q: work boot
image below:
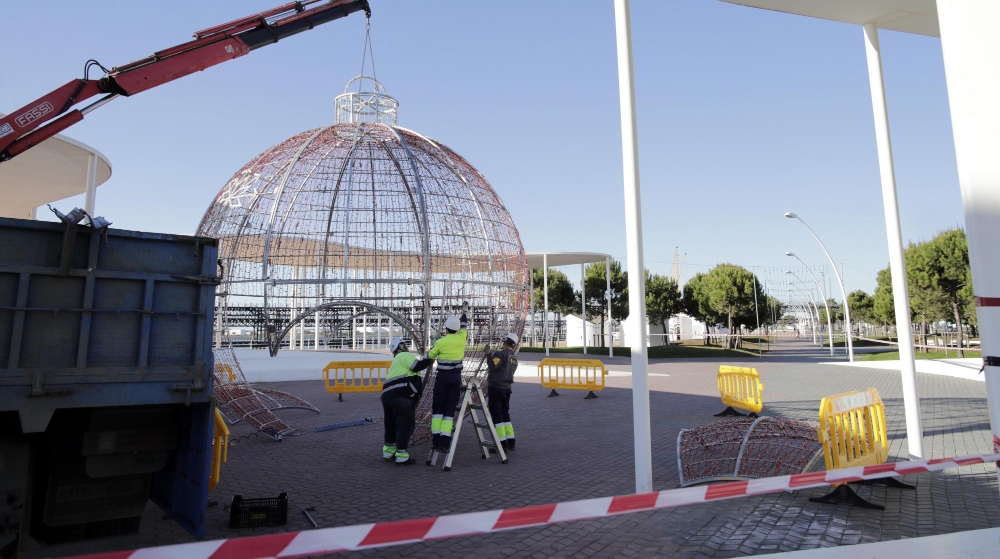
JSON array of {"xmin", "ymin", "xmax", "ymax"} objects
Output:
[
  {"xmin": 500, "ymin": 440, "xmax": 509, "ymax": 452},
  {"xmin": 395, "ymin": 457, "xmax": 416, "ymax": 465},
  {"xmin": 507, "ymin": 439, "xmax": 516, "ymax": 451}
]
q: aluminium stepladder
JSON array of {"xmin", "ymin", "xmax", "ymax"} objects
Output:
[{"xmin": 426, "ymin": 378, "xmax": 508, "ymax": 471}]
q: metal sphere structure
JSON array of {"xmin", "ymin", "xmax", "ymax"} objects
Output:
[{"xmin": 198, "ymin": 77, "xmax": 529, "ymax": 441}]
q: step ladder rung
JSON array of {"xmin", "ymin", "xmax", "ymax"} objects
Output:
[{"xmin": 428, "ymin": 377, "xmax": 508, "ymax": 470}]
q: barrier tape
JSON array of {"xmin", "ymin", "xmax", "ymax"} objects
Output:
[{"xmin": 72, "ymin": 452, "xmax": 1000, "ymax": 559}]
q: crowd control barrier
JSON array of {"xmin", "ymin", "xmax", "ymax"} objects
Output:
[
  {"xmin": 715, "ymin": 365, "xmax": 764, "ymax": 417},
  {"xmin": 810, "ymin": 387, "xmax": 913, "ymax": 509},
  {"xmin": 538, "ymin": 358, "xmax": 608, "ymax": 399},
  {"xmin": 69, "ymin": 451, "xmax": 1000, "ymax": 558},
  {"xmin": 323, "ymin": 361, "xmax": 391, "ymax": 401},
  {"xmin": 210, "ymin": 408, "xmax": 229, "ymax": 492}
]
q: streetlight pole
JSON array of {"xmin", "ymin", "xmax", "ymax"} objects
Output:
[
  {"xmin": 786, "ymin": 253, "xmax": 834, "ymax": 357},
  {"xmin": 785, "ymin": 213, "xmax": 854, "ymax": 362}
]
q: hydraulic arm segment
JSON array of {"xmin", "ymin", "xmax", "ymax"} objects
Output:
[{"xmin": 0, "ymin": 0, "xmax": 370, "ymax": 163}]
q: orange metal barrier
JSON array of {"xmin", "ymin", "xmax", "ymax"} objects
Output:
[
  {"xmin": 715, "ymin": 365, "xmax": 764, "ymax": 416},
  {"xmin": 210, "ymin": 408, "xmax": 229, "ymax": 492},
  {"xmin": 322, "ymin": 360, "xmax": 392, "ymax": 401},
  {"xmin": 809, "ymin": 387, "xmax": 910, "ymax": 509},
  {"xmin": 538, "ymin": 358, "xmax": 608, "ymax": 399}
]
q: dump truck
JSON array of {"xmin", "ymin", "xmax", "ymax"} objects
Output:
[{"xmin": 0, "ymin": 217, "xmax": 218, "ymax": 557}]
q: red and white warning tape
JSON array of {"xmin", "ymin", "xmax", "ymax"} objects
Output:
[{"xmin": 73, "ymin": 452, "xmax": 1000, "ymax": 559}]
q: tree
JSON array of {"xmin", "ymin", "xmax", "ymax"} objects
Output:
[
  {"xmin": 701, "ymin": 264, "xmax": 766, "ymax": 348},
  {"xmin": 872, "ymin": 266, "xmax": 895, "ymax": 328},
  {"xmin": 847, "ymin": 290, "xmax": 874, "ymax": 335},
  {"xmin": 531, "ymin": 268, "xmax": 576, "ymax": 315},
  {"xmin": 906, "ymin": 239, "xmax": 950, "ymax": 352},
  {"xmin": 579, "ymin": 260, "xmax": 629, "ymax": 346},
  {"xmin": 921, "ymin": 228, "xmax": 974, "ymax": 356},
  {"xmin": 645, "ymin": 272, "xmax": 682, "ymax": 337},
  {"xmin": 682, "ymin": 272, "xmax": 723, "ymax": 335},
  {"xmin": 818, "ymin": 298, "xmax": 844, "ymax": 325}
]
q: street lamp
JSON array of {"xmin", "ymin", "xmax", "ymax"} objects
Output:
[
  {"xmin": 784, "ymin": 213, "xmax": 855, "ymax": 362},
  {"xmin": 786, "ymin": 254, "xmax": 835, "ymax": 357}
]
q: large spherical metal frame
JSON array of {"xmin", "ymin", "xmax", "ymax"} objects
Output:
[{"xmin": 198, "ymin": 77, "xmax": 529, "ymax": 442}]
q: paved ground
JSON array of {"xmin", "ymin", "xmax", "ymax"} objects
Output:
[{"xmin": 76, "ymin": 340, "xmax": 1000, "ymax": 558}]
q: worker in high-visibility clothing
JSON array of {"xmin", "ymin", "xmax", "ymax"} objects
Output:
[
  {"xmin": 381, "ymin": 337, "xmax": 432, "ymax": 465},
  {"xmin": 428, "ymin": 310, "xmax": 468, "ymax": 451},
  {"xmin": 486, "ymin": 333, "xmax": 519, "ymax": 452}
]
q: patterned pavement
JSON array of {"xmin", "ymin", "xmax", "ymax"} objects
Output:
[{"xmin": 68, "ymin": 340, "xmax": 1000, "ymax": 558}]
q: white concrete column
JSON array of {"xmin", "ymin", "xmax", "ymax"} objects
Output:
[
  {"xmin": 529, "ymin": 267, "xmax": 535, "ymax": 347},
  {"xmin": 864, "ymin": 23, "xmax": 923, "ymax": 458},
  {"xmin": 544, "ymin": 253, "xmax": 549, "ymax": 357},
  {"xmin": 606, "ymin": 256, "xmax": 613, "ymax": 357},
  {"xmin": 582, "ymin": 263, "xmax": 588, "ymax": 354},
  {"xmin": 614, "ymin": 0, "xmax": 653, "ymax": 494},
  {"xmin": 289, "ymin": 276, "xmax": 296, "ymax": 351},
  {"xmin": 84, "ymin": 154, "xmax": 98, "ymax": 216},
  {"xmin": 937, "ymin": 0, "xmax": 1000, "ymax": 471}
]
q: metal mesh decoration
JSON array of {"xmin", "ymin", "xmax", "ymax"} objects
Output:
[
  {"xmin": 677, "ymin": 417, "xmax": 824, "ymax": 487},
  {"xmin": 198, "ymin": 77, "xmax": 530, "ymax": 443},
  {"xmin": 213, "ymin": 348, "xmax": 296, "ymax": 440}
]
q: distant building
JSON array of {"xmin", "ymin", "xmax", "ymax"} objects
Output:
[
  {"xmin": 564, "ymin": 314, "xmax": 602, "ymax": 347},
  {"xmin": 622, "ymin": 313, "xmax": 707, "ymax": 347}
]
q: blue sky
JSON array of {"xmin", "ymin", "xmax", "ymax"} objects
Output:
[{"xmin": 2, "ymin": 1, "xmax": 962, "ymax": 296}]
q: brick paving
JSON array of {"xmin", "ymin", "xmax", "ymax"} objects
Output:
[{"xmin": 76, "ymin": 340, "xmax": 1000, "ymax": 558}]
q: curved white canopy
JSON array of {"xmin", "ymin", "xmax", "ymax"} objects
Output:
[
  {"xmin": 526, "ymin": 251, "xmax": 612, "ymax": 269},
  {"xmin": 719, "ymin": 0, "xmax": 939, "ymax": 37},
  {"xmin": 0, "ymin": 114, "xmax": 112, "ymax": 219}
]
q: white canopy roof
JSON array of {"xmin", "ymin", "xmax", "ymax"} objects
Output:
[
  {"xmin": 525, "ymin": 252, "xmax": 612, "ymax": 269},
  {"xmin": 0, "ymin": 113, "xmax": 112, "ymax": 219},
  {"xmin": 719, "ymin": 0, "xmax": 939, "ymax": 37}
]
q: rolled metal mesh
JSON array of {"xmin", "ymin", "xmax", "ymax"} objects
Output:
[{"xmin": 677, "ymin": 417, "xmax": 823, "ymax": 487}]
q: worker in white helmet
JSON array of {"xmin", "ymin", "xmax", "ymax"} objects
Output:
[
  {"xmin": 381, "ymin": 337, "xmax": 432, "ymax": 465},
  {"xmin": 486, "ymin": 332, "xmax": 519, "ymax": 452},
  {"xmin": 427, "ymin": 309, "xmax": 469, "ymax": 451}
]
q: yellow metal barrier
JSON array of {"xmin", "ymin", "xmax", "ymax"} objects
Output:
[
  {"xmin": 817, "ymin": 387, "xmax": 888, "ymax": 471},
  {"xmin": 538, "ymin": 358, "xmax": 608, "ymax": 399},
  {"xmin": 322, "ymin": 360, "xmax": 392, "ymax": 401},
  {"xmin": 810, "ymin": 387, "xmax": 910, "ymax": 508},
  {"xmin": 210, "ymin": 408, "xmax": 229, "ymax": 492},
  {"xmin": 214, "ymin": 363, "xmax": 235, "ymax": 384},
  {"xmin": 715, "ymin": 365, "xmax": 764, "ymax": 416}
]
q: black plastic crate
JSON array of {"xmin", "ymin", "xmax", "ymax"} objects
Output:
[{"xmin": 229, "ymin": 493, "xmax": 288, "ymax": 529}]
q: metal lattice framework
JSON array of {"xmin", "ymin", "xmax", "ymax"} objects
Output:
[
  {"xmin": 677, "ymin": 417, "xmax": 824, "ymax": 487},
  {"xmin": 198, "ymin": 77, "xmax": 530, "ymax": 442}
]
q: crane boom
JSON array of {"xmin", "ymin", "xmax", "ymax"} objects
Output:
[{"xmin": 0, "ymin": 0, "xmax": 370, "ymax": 163}]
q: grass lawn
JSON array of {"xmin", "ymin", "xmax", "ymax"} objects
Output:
[
  {"xmin": 860, "ymin": 350, "xmax": 982, "ymax": 361},
  {"xmin": 519, "ymin": 344, "xmax": 764, "ymax": 359},
  {"xmin": 822, "ymin": 337, "xmax": 896, "ymax": 348}
]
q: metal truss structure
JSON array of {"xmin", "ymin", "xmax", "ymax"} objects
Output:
[{"xmin": 198, "ymin": 77, "xmax": 530, "ymax": 442}]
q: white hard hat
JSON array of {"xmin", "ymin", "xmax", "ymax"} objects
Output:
[
  {"xmin": 445, "ymin": 315, "xmax": 461, "ymax": 331},
  {"xmin": 389, "ymin": 337, "xmax": 406, "ymax": 353},
  {"xmin": 505, "ymin": 333, "xmax": 519, "ymax": 344}
]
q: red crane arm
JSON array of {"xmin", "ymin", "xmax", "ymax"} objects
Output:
[{"xmin": 0, "ymin": 0, "xmax": 370, "ymax": 163}]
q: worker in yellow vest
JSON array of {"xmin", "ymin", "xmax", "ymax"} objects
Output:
[
  {"xmin": 427, "ymin": 311, "xmax": 468, "ymax": 451},
  {"xmin": 381, "ymin": 337, "xmax": 432, "ymax": 465}
]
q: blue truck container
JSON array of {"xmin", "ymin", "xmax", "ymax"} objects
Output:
[{"xmin": 0, "ymin": 217, "xmax": 217, "ymax": 557}]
